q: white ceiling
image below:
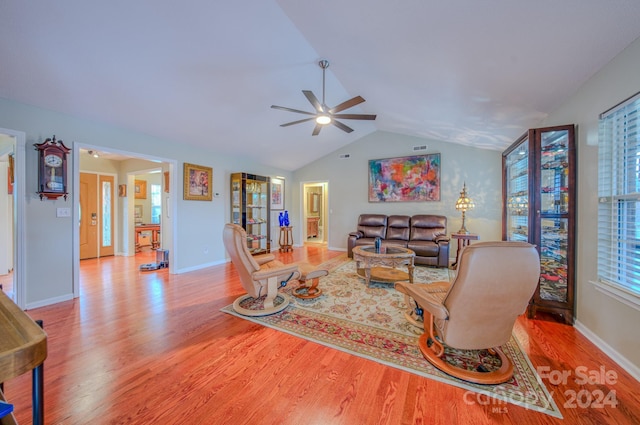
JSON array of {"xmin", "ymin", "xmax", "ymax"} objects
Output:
[{"xmin": 2, "ymin": 1, "xmax": 640, "ymax": 170}]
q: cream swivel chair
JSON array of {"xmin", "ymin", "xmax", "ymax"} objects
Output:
[
  {"xmin": 223, "ymin": 223, "xmax": 300, "ymax": 316},
  {"xmin": 395, "ymin": 241, "xmax": 540, "ymax": 384}
]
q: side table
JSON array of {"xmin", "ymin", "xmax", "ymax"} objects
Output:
[
  {"xmin": 451, "ymin": 233, "xmax": 479, "ymax": 269},
  {"xmin": 279, "ymin": 226, "xmax": 293, "ymax": 252}
]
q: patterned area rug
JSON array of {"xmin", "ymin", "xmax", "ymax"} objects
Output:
[{"xmin": 221, "ymin": 256, "xmax": 561, "ymax": 418}]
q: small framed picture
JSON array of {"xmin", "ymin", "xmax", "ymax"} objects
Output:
[
  {"xmin": 183, "ymin": 163, "xmax": 213, "ymax": 201},
  {"xmin": 271, "ymin": 177, "xmax": 284, "ymax": 210},
  {"xmin": 118, "ymin": 184, "xmax": 127, "ymax": 197},
  {"xmin": 134, "ymin": 180, "xmax": 147, "ymax": 199}
]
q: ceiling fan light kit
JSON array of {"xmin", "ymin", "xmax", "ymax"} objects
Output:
[{"xmin": 271, "ymin": 59, "xmax": 376, "ymax": 135}]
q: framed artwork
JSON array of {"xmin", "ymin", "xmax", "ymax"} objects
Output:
[
  {"xmin": 134, "ymin": 205, "xmax": 143, "ymax": 224},
  {"xmin": 183, "ymin": 163, "xmax": 212, "ymax": 201},
  {"xmin": 118, "ymin": 184, "xmax": 127, "ymax": 197},
  {"xmin": 271, "ymin": 177, "xmax": 284, "ymax": 210},
  {"xmin": 368, "ymin": 153, "xmax": 441, "ymax": 202},
  {"xmin": 7, "ymin": 154, "xmax": 14, "ymax": 194},
  {"xmin": 134, "ymin": 180, "xmax": 147, "ymax": 199},
  {"xmin": 164, "ymin": 171, "xmax": 170, "ymax": 193}
]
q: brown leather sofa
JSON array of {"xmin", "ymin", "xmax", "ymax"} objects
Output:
[{"xmin": 347, "ymin": 214, "xmax": 450, "ymax": 267}]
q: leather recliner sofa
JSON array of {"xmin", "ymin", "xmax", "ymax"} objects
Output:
[{"xmin": 347, "ymin": 214, "xmax": 450, "ymax": 267}]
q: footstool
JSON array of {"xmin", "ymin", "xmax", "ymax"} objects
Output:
[{"xmin": 293, "ymin": 262, "xmax": 328, "ymax": 299}]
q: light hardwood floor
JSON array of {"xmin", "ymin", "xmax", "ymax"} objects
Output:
[{"xmin": 3, "ymin": 246, "xmax": 639, "ymax": 424}]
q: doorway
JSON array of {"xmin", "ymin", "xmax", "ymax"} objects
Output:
[
  {"xmin": 73, "ymin": 145, "xmax": 178, "ymax": 300},
  {"xmin": 0, "ymin": 136, "xmax": 16, "ymax": 299},
  {"xmin": 302, "ymin": 182, "xmax": 328, "ymax": 244},
  {"xmin": 0, "ymin": 128, "xmax": 25, "ymax": 308}
]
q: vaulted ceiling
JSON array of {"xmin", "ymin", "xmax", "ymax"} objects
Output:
[{"xmin": 2, "ymin": 1, "xmax": 640, "ymax": 170}]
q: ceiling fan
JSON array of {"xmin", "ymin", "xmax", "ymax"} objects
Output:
[{"xmin": 271, "ymin": 59, "xmax": 377, "ymax": 136}]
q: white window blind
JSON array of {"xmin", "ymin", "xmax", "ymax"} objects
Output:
[{"xmin": 598, "ymin": 91, "xmax": 640, "ymax": 295}]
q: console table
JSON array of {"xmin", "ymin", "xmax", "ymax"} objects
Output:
[
  {"xmin": 451, "ymin": 233, "xmax": 479, "ymax": 269},
  {"xmin": 135, "ymin": 224, "xmax": 160, "ymax": 252},
  {"xmin": 0, "ymin": 291, "xmax": 47, "ymax": 425}
]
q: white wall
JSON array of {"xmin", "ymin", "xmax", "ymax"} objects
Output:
[
  {"xmin": 0, "ymin": 98, "xmax": 292, "ymax": 307},
  {"xmin": 541, "ymin": 36, "xmax": 640, "ymax": 371},
  {"xmin": 292, "ymin": 130, "xmax": 503, "ymax": 255}
]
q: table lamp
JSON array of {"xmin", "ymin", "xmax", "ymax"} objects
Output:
[{"xmin": 455, "ymin": 182, "xmax": 475, "ymax": 234}]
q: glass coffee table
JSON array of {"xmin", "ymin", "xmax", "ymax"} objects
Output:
[{"xmin": 352, "ymin": 245, "xmax": 415, "ymax": 287}]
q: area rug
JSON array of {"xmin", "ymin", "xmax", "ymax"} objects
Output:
[{"xmin": 221, "ymin": 256, "xmax": 562, "ymax": 418}]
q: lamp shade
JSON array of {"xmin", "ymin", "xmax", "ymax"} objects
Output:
[
  {"xmin": 455, "ymin": 182, "xmax": 474, "ymax": 234},
  {"xmin": 455, "ymin": 183, "xmax": 475, "ymax": 212}
]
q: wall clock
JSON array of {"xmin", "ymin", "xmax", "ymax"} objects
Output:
[{"xmin": 35, "ymin": 135, "xmax": 71, "ymax": 200}]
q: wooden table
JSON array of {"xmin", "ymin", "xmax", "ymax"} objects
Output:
[
  {"xmin": 352, "ymin": 246, "xmax": 415, "ymax": 287},
  {"xmin": 0, "ymin": 291, "xmax": 47, "ymax": 425},
  {"xmin": 451, "ymin": 232, "xmax": 479, "ymax": 269},
  {"xmin": 135, "ymin": 224, "xmax": 160, "ymax": 252},
  {"xmin": 279, "ymin": 226, "xmax": 293, "ymax": 253}
]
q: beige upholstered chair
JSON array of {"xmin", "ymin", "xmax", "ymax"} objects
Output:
[
  {"xmin": 395, "ymin": 241, "xmax": 540, "ymax": 384},
  {"xmin": 223, "ymin": 223, "xmax": 300, "ymax": 316}
]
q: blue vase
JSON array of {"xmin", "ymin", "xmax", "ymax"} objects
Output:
[
  {"xmin": 374, "ymin": 237, "xmax": 381, "ymax": 253},
  {"xmin": 278, "ymin": 212, "xmax": 284, "ymax": 227},
  {"xmin": 283, "ymin": 210, "xmax": 290, "ymax": 227}
]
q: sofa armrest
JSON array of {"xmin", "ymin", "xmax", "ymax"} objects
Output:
[
  {"xmin": 349, "ymin": 231, "xmax": 364, "ymax": 239},
  {"xmin": 435, "ymin": 235, "xmax": 449, "ymax": 245}
]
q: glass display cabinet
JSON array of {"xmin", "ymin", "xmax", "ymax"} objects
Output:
[
  {"xmin": 230, "ymin": 172, "xmax": 270, "ymax": 255},
  {"xmin": 502, "ymin": 125, "xmax": 575, "ymax": 325}
]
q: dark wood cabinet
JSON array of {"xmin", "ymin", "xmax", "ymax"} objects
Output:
[
  {"xmin": 230, "ymin": 173, "xmax": 270, "ymax": 255},
  {"xmin": 502, "ymin": 124, "xmax": 576, "ymax": 325}
]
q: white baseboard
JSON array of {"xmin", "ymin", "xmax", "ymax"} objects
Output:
[
  {"xmin": 328, "ymin": 246, "xmax": 347, "ymax": 252},
  {"xmin": 175, "ymin": 259, "xmax": 228, "ymax": 274},
  {"xmin": 574, "ymin": 320, "xmax": 640, "ymax": 383},
  {"xmin": 26, "ymin": 293, "xmax": 75, "ymax": 310}
]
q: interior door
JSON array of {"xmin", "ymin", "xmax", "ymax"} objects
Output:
[{"xmin": 79, "ymin": 172, "xmax": 98, "ymax": 259}]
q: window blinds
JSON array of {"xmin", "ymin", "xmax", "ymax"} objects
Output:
[{"xmin": 598, "ymin": 92, "xmax": 640, "ymax": 293}]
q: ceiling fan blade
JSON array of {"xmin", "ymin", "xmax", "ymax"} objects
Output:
[
  {"xmin": 312, "ymin": 123, "xmax": 323, "ymax": 136},
  {"xmin": 332, "ymin": 113, "xmax": 377, "ymax": 120},
  {"xmin": 330, "ymin": 96, "xmax": 365, "ymax": 114},
  {"xmin": 271, "ymin": 105, "xmax": 316, "ymax": 116},
  {"xmin": 302, "ymin": 90, "xmax": 323, "ymax": 112},
  {"xmin": 280, "ymin": 117, "xmax": 316, "ymax": 127},
  {"xmin": 332, "ymin": 119, "xmax": 354, "ymax": 133}
]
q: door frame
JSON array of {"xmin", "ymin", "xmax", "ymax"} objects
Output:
[
  {"xmin": 300, "ymin": 180, "xmax": 329, "ymax": 246},
  {"xmin": 0, "ymin": 128, "xmax": 25, "ymax": 308},
  {"xmin": 72, "ymin": 143, "xmax": 179, "ymax": 299}
]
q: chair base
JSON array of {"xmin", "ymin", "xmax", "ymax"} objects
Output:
[
  {"xmin": 293, "ymin": 285, "xmax": 322, "ymax": 299},
  {"xmin": 417, "ymin": 333, "xmax": 514, "ymax": 385},
  {"xmin": 292, "ymin": 263, "xmax": 327, "ymax": 299},
  {"xmin": 232, "ymin": 293, "xmax": 290, "ymax": 317}
]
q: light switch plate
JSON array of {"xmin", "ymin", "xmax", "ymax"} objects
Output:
[{"xmin": 56, "ymin": 207, "xmax": 71, "ymax": 217}]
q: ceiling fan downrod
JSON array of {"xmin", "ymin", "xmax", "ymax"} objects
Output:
[{"xmin": 318, "ymin": 59, "xmax": 329, "ymax": 109}]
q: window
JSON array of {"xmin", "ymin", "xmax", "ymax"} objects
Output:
[
  {"xmin": 598, "ymin": 92, "xmax": 640, "ymax": 299},
  {"xmin": 151, "ymin": 184, "xmax": 162, "ymax": 224}
]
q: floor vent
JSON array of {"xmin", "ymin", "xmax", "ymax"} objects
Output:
[{"xmin": 413, "ymin": 145, "xmax": 428, "ymax": 151}]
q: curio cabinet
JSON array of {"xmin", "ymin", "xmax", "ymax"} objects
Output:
[
  {"xmin": 230, "ymin": 172, "xmax": 271, "ymax": 255},
  {"xmin": 503, "ymin": 125, "xmax": 576, "ymax": 325}
]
